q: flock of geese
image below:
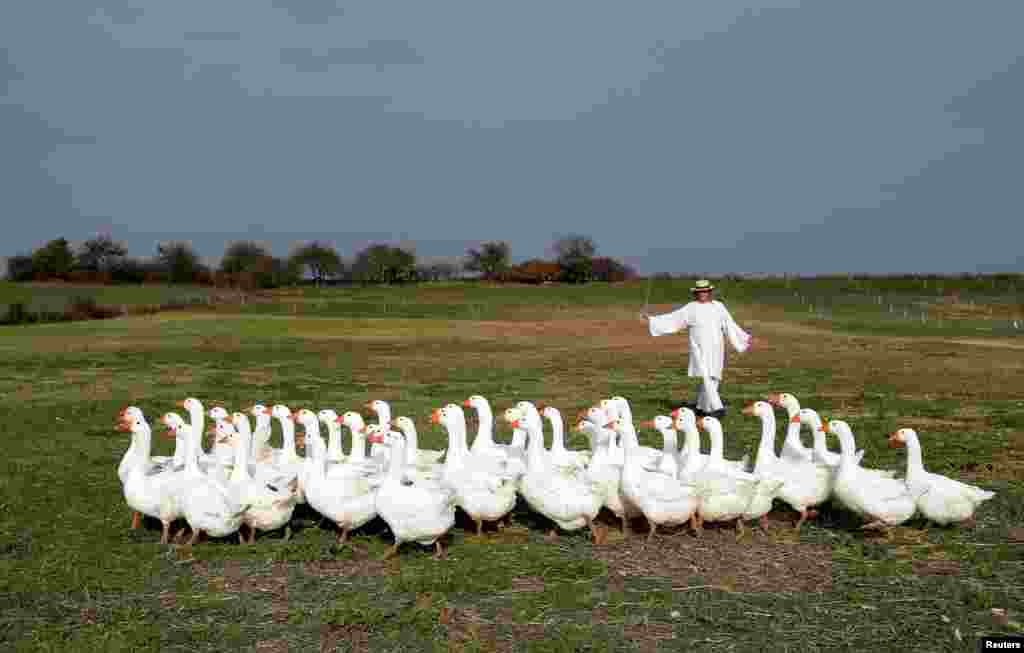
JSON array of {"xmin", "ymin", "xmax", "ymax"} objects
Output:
[{"xmin": 116, "ymin": 393, "xmax": 996, "ymax": 559}]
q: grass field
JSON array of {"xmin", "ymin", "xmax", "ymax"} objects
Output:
[{"xmin": 2, "ymin": 281, "xmax": 1023, "ymax": 652}]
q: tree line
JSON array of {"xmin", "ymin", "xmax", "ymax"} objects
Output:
[{"xmin": 6, "ymin": 233, "xmax": 637, "ymax": 289}]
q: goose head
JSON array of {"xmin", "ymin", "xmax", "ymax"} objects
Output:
[
  {"xmin": 364, "ymin": 399, "xmax": 391, "ymax": 421},
  {"xmin": 463, "ymin": 395, "xmax": 490, "ymax": 413},
  {"xmin": 339, "ymin": 411, "xmax": 366, "ymax": 432},
  {"xmin": 292, "ymin": 408, "xmax": 318, "ymax": 427},
  {"xmin": 178, "ymin": 397, "xmax": 203, "ymax": 415},
  {"xmin": 391, "ymin": 415, "xmax": 416, "ymax": 434},
  {"xmin": 515, "ymin": 401, "xmax": 540, "ymax": 422},
  {"xmin": 502, "ymin": 407, "xmax": 523, "ymax": 425},
  {"xmin": 766, "ymin": 392, "xmax": 799, "ymax": 412},
  {"xmin": 888, "ymin": 427, "xmax": 917, "ymax": 448},
  {"xmin": 539, "ymin": 405, "xmax": 562, "ymax": 422},
  {"xmin": 696, "ymin": 415, "xmax": 722, "ymax": 433},
  {"xmin": 317, "ymin": 409, "xmax": 339, "ymax": 426},
  {"xmin": 798, "ymin": 408, "xmax": 819, "ymax": 427},
  {"xmin": 207, "ymin": 406, "xmax": 229, "ymax": 422},
  {"xmin": 670, "ymin": 406, "xmax": 696, "ymax": 430},
  {"xmin": 639, "ymin": 415, "xmax": 673, "ymax": 431},
  {"xmin": 160, "ymin": 412, "xmax": 188, "ymax": 441},
  {"xmin": 598, "ymin": 399, "xmax": 619, "ymax": 421},
  {"xmin": 367, "ymin": 427, "xmax": 403, "ymax": 448},
  {"xmin": 742, "ymin": 400, "xmax": 774, "ymax": 419},
  {"xmin": 610, "ymin": 396, "xmax": 633, "ymax": 422},
  {"xmin": 270, "ymin": 404, "xmax": 292, "ymax": 421},
  {"xmin": 430, "ymin": 405, "xmax": 460, "ymax": 430},
  {"xmin": 583, "ymin": 405, "xmax": 612, "ymax": 428},
  {"xmin": 118, "ymin": 406, "xmax": 144, "ymax": 426},
  {"xmin": 118, "ymin": 415, "xmax": 149, "ymax": 438}
]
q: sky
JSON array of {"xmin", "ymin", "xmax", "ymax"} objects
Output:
[{"xmin": 2, "ymin": 1, "xmax": 1022, "ymax": 276}]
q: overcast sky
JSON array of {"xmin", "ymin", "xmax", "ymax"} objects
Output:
[{"xmin": 2, "ymin": 1, "xmax": 1022, "ymax": 275}]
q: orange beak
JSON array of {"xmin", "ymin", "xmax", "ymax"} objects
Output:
[
  {"xmin": 177, "ymin": 400, "xmax": 187, "ymax": 408},
  {"xmin": 364, "ymin": 402, "xmax": 375, "ymax": 410},
  {"xmin": 510, "ymin": 419, "xmax": 521, "ymax": 429},
  {"xmin": 670, "ymin": 408, "xmax": 679, "ymax": 418},
  {"xmin": 462, "ymin": 399, "xmax": 471, "ymax": 407},
  {"xmin": 818, "ymin": 419, "xmax": 829, "ymax": 432},
  {"xmin": 430, "ymin": 409, "xmax": 440, "ymax": 425},
  {"xmin": 609, "ymin": 420, "xmax": 619, "ymax": 429},
  {"xmin": 887, "ymin": 431, "xmax": 902, "ymax": 448},
  {"xmin": 790, "ymin": 415, "xmax": 802, "ymax": 424},
  {"xmin": 638, "ymin": 420, "xmax": 655, "ymax": 429},
  {"xmin": 696, "ymin": 417, "xmax": 705, "ymax": 429},
  {"xmin": 742, "ymin": 404, "xmax": 756, "ymax": 416}
]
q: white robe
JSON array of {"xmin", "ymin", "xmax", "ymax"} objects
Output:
[{"xmin": 646, "ymin": 300, "xmax": 751, "ymax": 379}]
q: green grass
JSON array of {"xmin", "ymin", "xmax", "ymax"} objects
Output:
[
  {"xmin": 2, "ymin": 282, "xmax": 1023, "ymax": 651},
  {"xmin": 0, "ymin": 282, "xmax": 215, "ymax": 315}
]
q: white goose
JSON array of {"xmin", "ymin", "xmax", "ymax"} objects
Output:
[
  {"xmin": 390, "ymin": 416, "xmax": 445, "ymax": 481},
  {"xmin": 744, "ymin": 401, "xmax": 832, "ymax": 531},
  {"xmin": 269, "ymin": 405, "xmax": 304, "ymax": 467},
  {"xmin": 434, "ymin": 406, "xmax": 517, "ymax": 537},
  {"xmin": 691, "ymin": 416, "xmax": 777, "ymax": 536},
  {"xmin": 799, "ymin": 408, "xmax": 894, "ymax": 478},
  {"xmin": 540, "ymin": 405, "xmax": 591, "ymax": 469},
  {"xmin": 119, "ymin": 415, "xmax": 187, "ymax": 544},
  {"xmin": 766, "ymin": 392, "xmax": 814, "ymax": 464},
  {"xmin": 513, "ymin": 413, "xmax": 605, "ymax": 541},
  {"xmin": 163, "ymin": 412, "xmax": 226, "ymax": 482},
  {"xmin": 228, "ymin": 413, "xmax": 300, "ymax": 543},
  {"xmin": 338, "ymin": 411, "xmax": 389, "ymax": 473},
  {"xmin": 366, "ymin": 399, "xmax": 445, "ymax": 465},
  {"xmin": 465, "ymin": 395, "xmax": 527, "ymax": 466},
  {"xmin": 179, "ymin": 427, "xmax": 251, "ymax": 547},
  {"xmin": 247, "ymin": 404, "xmax": 274, "ymax": 464},
  {"xmin": 825, "ymin": 419, "xmax": 916, "ymax": 532},
  {"xmin": 299, "ymin": 410, "xmax": 382, "ymax": 545},
  {"xmin": 638, "ymin": 415, "xmax": 681, "ymax": 478},
  {"xmin": 616, "ymin": 417, "xmax": 699, "ymax": 543},
  {"xmin": 317, "ymin": 409, "xmax": 346, "ymax": 463},
  {"xmin": 367, "ymin": 428, "xmax": 457, "ymax": 560},
  {"xmin": 575, "ymin": 419, "xmax": 642, "ymax": 535},
  {"xmin": 590, "ymin": 404, "xmax": 660, "ymax": 468},
  {"xmin": 117, "ymin": 407, "xmax": 179, "ymax": 530},
  {"xmin": 671, "ymin": 407, "xmax": 749, "ymax": 475},
  {"xmin": 889, "ymin": 428, "xmax": 994, "ymax": 526},
  {"xmin": 207, "ymin": 406, "xmax": 236, "ymax": 469},
  {"xmin": 436, "ymin": 404, "xmax": 521, "ymax": 481},
  {"xmin": 117, "ymin": 407, "xmax": 179, "ymax": 482}
]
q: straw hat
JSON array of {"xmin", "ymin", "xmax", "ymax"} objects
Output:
[{"xmin": 690, "ymin": 279, "xmax": 714, "ymax": 293}]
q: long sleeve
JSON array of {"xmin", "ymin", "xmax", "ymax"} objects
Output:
[
  {"xmin": 717, "ymin": 302, "xmax": 751, "ymax": 353},
  {"xmin": 647, "ymin": 304, "xmax": 690, "ymax": 337}
]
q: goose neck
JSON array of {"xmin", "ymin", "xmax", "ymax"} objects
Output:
[
  {"xmin": 903, "ymin": 433, "xmax": 926, "ymax": 479},
  {"xmin": 326, "ymin": 422, "xmax": 344, "ymax": 460}
]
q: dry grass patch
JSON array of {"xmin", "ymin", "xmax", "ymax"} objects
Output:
[{"xmin": 593, "ymin": 526, "xmax": 833, "ymax": 594}]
